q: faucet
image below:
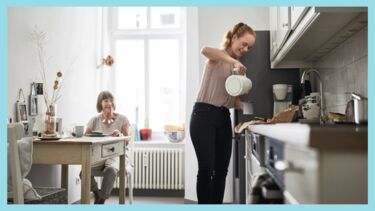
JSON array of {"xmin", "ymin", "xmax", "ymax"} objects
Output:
[{"xmin": 300, "ymin": 69, "xmax": 325, "ymax": 124}]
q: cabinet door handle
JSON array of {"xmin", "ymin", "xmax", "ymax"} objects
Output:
[
  {"xmin": 275, "ymin": 160, "xmax": 304, "ymax": 173},
  {"xmin": 282, "ymin": 23, "xmax": 289, "ymax": 27}
]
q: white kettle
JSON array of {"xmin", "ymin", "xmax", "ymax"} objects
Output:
[{"xmin": 225, "ymin": 75, "xmax": 252, "ymax": 96}]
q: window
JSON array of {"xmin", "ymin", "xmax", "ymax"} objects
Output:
[{"xmin": 109, "ymin": 7, "xmax": 185, "ymax": 132}]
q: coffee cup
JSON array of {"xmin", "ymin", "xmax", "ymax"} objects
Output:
[
  {"xmin": 73, "ymin": 125, "xmax": 84, "ymax": 137},
  {"xmin": 243, "ymin": 102, "xmax": 254, "ymax": 115}
]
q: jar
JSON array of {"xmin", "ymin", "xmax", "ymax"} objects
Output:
[{"xmin": 44, "ymin": 104, "xmax": 56, "ymax": 135}]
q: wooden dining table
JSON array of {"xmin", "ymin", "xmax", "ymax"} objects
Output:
[{"xmin": 32, "ymin": 136, "xmax": 130, "ymax": 204}]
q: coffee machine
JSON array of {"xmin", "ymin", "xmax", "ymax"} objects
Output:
[{"xmin": 273, "ymin": 84, "xmax": 293, "ymax": 115}]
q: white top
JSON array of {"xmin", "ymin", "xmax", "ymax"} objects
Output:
[
  {"xmin": 196, "ymin": 50, "xmax": 236, "ymax": 108},
  {"xmin": 87, "ymin": 113, "xmax": 129, "ymax": 135}
]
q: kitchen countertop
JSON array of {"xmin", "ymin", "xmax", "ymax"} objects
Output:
[{"xmin": 247, "ymin": 123, "xmax": 367, "ymax": 150}]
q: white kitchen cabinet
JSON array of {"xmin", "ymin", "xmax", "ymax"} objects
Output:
[
  {"xmin": 269, "ymin": 7, "xmax": 278, "ymax": 59},
  {"xmin": 269, "ymin": 7, "xmax": 291, "ymax": 60},
  {"xmin": 248, "ymin": 123, "xmax": 367, "ymax": 204},
  {"xmin": 283, "ymin": 145, "xmax": 319, "ymax": 204},
  {"xmin": 283, "ymin": 144, "xmax": 367, "ymax": 204},
  {"xmin": 270, "ymin": 7, "xmax": 367, "ymax": 69},
  {"xmin": 277, "ymin": 7, "xmax": 291, "ymax": 48},
  {"xmin": 290, "ymin": 7, "xmax": 308, "ymax": 30}
]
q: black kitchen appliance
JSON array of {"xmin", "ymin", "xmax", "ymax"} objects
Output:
[{"xmin": 232, "ymin": 31, "xmax": 300, "ymax": 204}]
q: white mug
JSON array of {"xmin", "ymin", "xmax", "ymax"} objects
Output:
[
  {"xmin": 243, "ymin": 102, "xmax": 254, "ymax": 115},
  {"xmin": 74, "ymin": 125, "xmax": 84, "ymax": 137},
  {"xmin": 225, "ymin": 75, "xmax": 252, "ymax": 96}
]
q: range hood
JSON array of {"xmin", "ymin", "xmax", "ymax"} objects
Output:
[{"xmin": 272, "ymin": 7, "xmax": 368, "ymax": 68}]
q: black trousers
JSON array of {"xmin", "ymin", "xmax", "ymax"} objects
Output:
[{"xmin": 189, "ymin": 102, "xmax": 233, "ymax": 204}]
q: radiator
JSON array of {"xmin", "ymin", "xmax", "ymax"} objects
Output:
[
  {"xmin": 95, "ymin": 147, "xmax": 184, "ymax": 190},
  {"xmin": 133, "ymin": 147, "xmax": 184, "ymax": 190}
]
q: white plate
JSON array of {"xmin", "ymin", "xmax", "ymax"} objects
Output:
[{"xmin": 38, "ymin": 137, "xmax": 61, "ymax": 141}]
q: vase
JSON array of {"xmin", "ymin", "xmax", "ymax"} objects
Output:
[{"xmin": 44, "ymin": 104, "xmax": 56, "ymax": 135}]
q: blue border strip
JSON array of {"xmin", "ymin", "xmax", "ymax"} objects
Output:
[
  {"xmin": 0, "ymin": 0, "xmax": 8, "ymax": 206},
  {"xmin": 1, "ymin": 0, "xmax": 373, "ymax": 211},
  {"xmin": 2, "ymin": 0, "xmax": 372, "ymax": 7},
  {"xmin": 367, "ymin": 3, "xmax": 374, "ymax": 208}
]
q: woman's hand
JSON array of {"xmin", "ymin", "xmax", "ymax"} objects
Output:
[
  {"xmin": 233, "ymin": 61, "xmax": 247, "ymax": 75},
  {"xmin": 235, "ymin": 97, "xmax": 244, "ymax": 110},
  {"xmin": 111, "ymin": 129, "xmax": 123, "ymax": 137},
  {"xmin": 85, "ymin": 128, "xmax": 92, "ymax": 136}
]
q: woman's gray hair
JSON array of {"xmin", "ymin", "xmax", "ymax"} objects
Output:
[{"xmin": 96, "ymin": 91, "xmax": 116, "ymax": 113}]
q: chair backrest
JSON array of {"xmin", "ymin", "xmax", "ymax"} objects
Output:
[
  {"xmin": 8, "ymin": 123, "xmax": 25, "ymax": 204},
  {"xmin": 8, "ymin": 123, "xmax": 24, "ymax": 143},
  {"xmin": 127, "ymin": 124, "xmax": 136, "ymax": 165}
]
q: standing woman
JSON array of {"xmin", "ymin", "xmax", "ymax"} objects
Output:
[
  {"xmin": 84, "ymin": 91, "xmax": 130, "ymax": 204},
  {"xmin": 190, "ymin": 22, "xmax": 256, "ymax": 204}
]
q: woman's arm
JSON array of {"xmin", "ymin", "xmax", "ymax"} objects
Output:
[
  {"xmin": 201, "ymin": 47, "xmax": 237, "ymax": 64},
  {"xmin": 201, "ymin": 47, "xmax": 247, "ymax": 74},
  {"xmin": 84, "ymin": 127, "xmax": 92, "ymax": 135},
  {"xmin": 111, "ymin": 123, "xmax": 129, "ymax": 137},
  {"xmin": 121, "ymin": 123, "xmax": 129, "ymax": 136},
  {"xmin": 85, "ymin": 117, "xmax": 95, "ymax": 135},
  {"xmin": 235, "ymin": 97, "xmax": 244, "ymax": 110}
]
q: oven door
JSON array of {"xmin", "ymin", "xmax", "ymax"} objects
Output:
[
  {"xmin": 265, "ymin": 137, "xmax": 285, "ymax": 190},
  {"xmin": 251, "ymin": 132, "xmax": 266, "ymax": 166}
]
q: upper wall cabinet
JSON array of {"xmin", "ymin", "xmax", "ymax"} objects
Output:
[
  {"xmin": 290, "ymin": 7, "xmax": 309, "ymax": 30},
  {"xmin": 270, "ymin": 7, "xmax": 368, "ymax": 69},
  {"xmin": 277, "ymin": 7, "xmax": 291, "ymax": 51},
  {"xmin": 270, "ymin": 7, "xmax": 292, "ymax": 60}
]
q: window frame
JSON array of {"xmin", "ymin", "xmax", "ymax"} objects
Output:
[{"xmin": 108, "ymin": 7, "xmax": 186, "ymax": 132}]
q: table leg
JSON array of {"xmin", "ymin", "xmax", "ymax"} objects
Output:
[
  {"xmin": 81, "ymin": 145, "xmax": 92, "ymax": 204},
  {"xmin": 119, "ymin": 154, "xmax": 125, "ymax": 204}
]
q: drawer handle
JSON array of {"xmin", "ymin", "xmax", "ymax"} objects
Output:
[
  {"xmin": 275, "ymin": 160, "xmax": 304, "ymax": 173},
  {"xmin": 107, "ymin": 147, "xmax": 115, "ymax": 152}
]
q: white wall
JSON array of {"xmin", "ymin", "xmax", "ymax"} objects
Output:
[
  {"xmin": 184, "ymin": 7, "xmax": 269, "ymax": 203},
  {"xmin": 198, "ymin": 7, "xmax": 270, "ymax": 78},
  {"xmin": 184, "ymin": 7, "xmax": 200, "ymax": 203},
  {"xmin": 313, "ymin": 27, "xmax": 368, "ymax": 113},
  {"xmin": 8, "ymin": 7, "xmax": 101, "ymax": 203}
]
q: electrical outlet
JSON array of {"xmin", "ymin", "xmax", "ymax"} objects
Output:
[{"xmin": 75, "ymin": 177, "xmax": 81, "ymax": 185}]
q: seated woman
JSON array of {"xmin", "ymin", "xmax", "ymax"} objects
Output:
[{"xmin": 84, "ymin": 91, "xmax": 129, "ymax": 204}]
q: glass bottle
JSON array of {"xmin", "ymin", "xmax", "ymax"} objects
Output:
[{"xmin": 44, "ymin": 104, "xmax": 56, "ymax": 135}]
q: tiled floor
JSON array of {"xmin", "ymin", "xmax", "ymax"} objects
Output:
[{"xmin": 92, "ymin": 196, "xmax": 185, "ymax": 205}]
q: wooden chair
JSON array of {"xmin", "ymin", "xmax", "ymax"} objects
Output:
[
  {"xmin": 8, "ymin": 123, "xmax": 68, "ymax": 204},
  {"xmin": 125, "ymin": 124, "xmax": 136, "ymax": 204},
  {"xmin": 7, "ymin": 123, "xmax": 25, "ymax": 204}
]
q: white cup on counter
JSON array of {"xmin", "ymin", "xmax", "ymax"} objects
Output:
[{"xmin": 243, "ymin": 102, "xmax": 254, "ymax": 115}]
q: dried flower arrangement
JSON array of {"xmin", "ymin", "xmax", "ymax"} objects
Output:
[
  {"xmin": 30, "ymin": 27, "xmax": 64, "ymax": 108},
  {"xmin": 30, "ymin": 26, "xmax": 67, "ymax": 135}
]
